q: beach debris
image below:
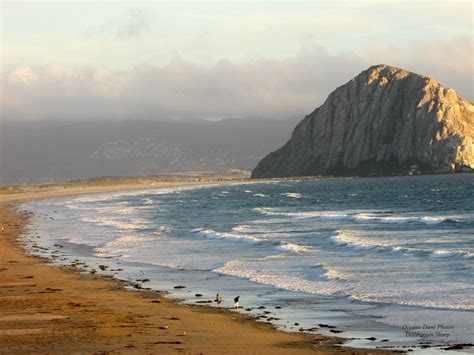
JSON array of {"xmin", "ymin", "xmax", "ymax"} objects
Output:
[
  {"xmin": 318, "ymin": 323, "xmax": 336, "ymax": 329},
  {"xmin": 443, "ymin": 343, "xmax": 473, "ymax": 351},
  {"xmin": 98, "ymin": 265, "xmax": 108, "ymax": 271},
  {"xmin": 151, "ymin": 300, "xmax": 161, "ymax": 303},
  {"xmin": 40, "ymin": 287, "xmax": 62, "ymax": 293},
  {"xmin": 195, "ymin": 293, "xmax": 203, "ymax": 297},
  {"xmin": 330, "ymin": 329, "xmax": 343, "ymax": 333},
  {"xmin": 1, "ymin": 226, "xmax": 4, "ymax": 233},
  {"xmin": 275, "ymin": 306, "xmax": 282, "ymax": 309},
  {"xmin": 158, "ymin": 326, "xmax": 169, "ymax": 330},
  {"xmin": 257, "ymin": 306, "xmax": 265, "ymax": 309},
  {"xmin": 233, "ymin": 296, "xmax": 240, "ymax": 309},
  {"xmin": 174, "ymin": 285, "xmax": 186, "ymax": 289},
  {"xmin": 195, "ymin": 300, "xmax": 212, "ymax": 304},
  {"xmin": 366, "ymin": 337, "xmax": 377, "ymax": 341}
]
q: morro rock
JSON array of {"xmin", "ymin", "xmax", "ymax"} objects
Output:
[{"xmin": 252, "ymin": 64, "xmax": 474, "ymax": 178}]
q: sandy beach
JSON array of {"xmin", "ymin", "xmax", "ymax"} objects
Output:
[{"xmin": 0, "ymin": 179, "xmax": 397, "ymax": 354}]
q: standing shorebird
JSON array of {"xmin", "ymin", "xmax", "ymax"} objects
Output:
[
  {"xmin": 214, "ymin": 293, "xmax": 223, "ymax": 308},
  {"xmin": 233, "ymin": 296, "xmax": 240, "ymax": 309}
]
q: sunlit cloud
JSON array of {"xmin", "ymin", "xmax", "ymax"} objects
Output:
[{"xmin": 7, "ymin": 67, "xmax": 39, "ymax": 84}]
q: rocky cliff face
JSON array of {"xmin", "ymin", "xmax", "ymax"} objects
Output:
[{"xmin": 252, "ymin": 64, "xmax": 474, "ymax": 178}]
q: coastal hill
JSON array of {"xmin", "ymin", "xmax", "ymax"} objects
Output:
[
  {"xmin": 252, "ymin": 64, "xmax": 474, "ymax": 178},
  {"xmin": 1, "ymin": 117, "xmax": 296, "ymax": 185}
]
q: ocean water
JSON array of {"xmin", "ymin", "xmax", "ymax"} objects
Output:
[{"xmin": 21, "ymin": 174, "xmax": 474, "ymax": 352}]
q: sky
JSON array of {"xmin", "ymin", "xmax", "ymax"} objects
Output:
[{"xmin": 1, "ymin": 1, "xmax": 473, "ymax": 121}]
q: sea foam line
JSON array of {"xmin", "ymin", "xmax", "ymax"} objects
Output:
[
  {"xmin": 330, "ymin": 230, "xmax": 473, "ymax": 260},
  {"xmin": 254, "ymin": 208, "xmax": 459, "ymax": 225},
  {"xmin": 191, "ymin": 228, "xmax": 261, "ymax": 243},
  {"xmin": 191, "ymin": 228, "xmax": 312, "ymax": 254}
]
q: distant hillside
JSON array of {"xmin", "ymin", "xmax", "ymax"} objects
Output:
[
  {"xmin": 1, "ymin": 118, "xmax": 296, "ymax": 185},
  {"xmin": 252, "ymin": 65, "xmax": 474, "ymax": 178}
]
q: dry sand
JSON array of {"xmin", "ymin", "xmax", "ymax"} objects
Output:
[{"xmin": 0, "ymin": 180, "xmax": 398, "ymax": 354}]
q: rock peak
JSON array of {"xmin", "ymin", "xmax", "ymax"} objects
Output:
[{"xmin": 252, "ymin": 65, "xmax": 474, "ymax": 178}]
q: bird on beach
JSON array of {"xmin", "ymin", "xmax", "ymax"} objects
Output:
[
  {"xmin": 1, "ymin": 226, "xmax": 4, "ymax": 233},
  {"xmin": 214, "ymin": 293, "xmax": 223, "ymax": 308},
  {"xmin": 233, "ymin": 296, "xmax": 240, "ymax": 309}
]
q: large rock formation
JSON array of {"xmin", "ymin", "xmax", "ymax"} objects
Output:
[{"xmin": 252, "ymin": 64, "xmax": 474, "ymax": 178}]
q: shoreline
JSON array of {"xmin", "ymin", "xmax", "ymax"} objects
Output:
[{"xmin": 0, "ymin": 180, "xmax": 398, "ymax": 353}]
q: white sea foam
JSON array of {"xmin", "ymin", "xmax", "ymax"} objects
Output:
[
  {"xmin": 255, "ymin": 208, "xmax": 350, "ymax": 220},
  {"xmin": 232, "ymin": 225, "xmax": 254, "ymax": 233},
  {"xmin": 70, "ymin": 185, "xmax": 206, "ymax": 207},
  {"xmin": 94, "ymin": 234, "xmax": 159, "ymax": 258},
  {"xmin": 428, "ymin": 249, "xmax": 473, "ymax": 259},
  {"xmin": 66, "ymin": 234, "xmax": 117, "ymax": 247},
  {"xmin": 318, "ymin": 263, "xmax": 350, "ymax": 281},
  {"xmin": 215, "ymin": 259, "xmax": 346, "ymax": 296},
  {"xmin": 80, "ymin": 216, "xmax": 151, "ymax": 231},
  {"xmin": 143, "ymin": 198, "xmax": 155, "ymax": 205},
  {"xmin": 354, "ymin": 213, "xmax": 457, "ymax": 225},
  {"xmin": 276, "ymin": 241, "xmax": 312, "ymax": 253},
  {"xmin": 159, "ymin": 225, "xmax": 173, "ymax": 233},
  {"xmin": 253, "ymin": 193, "xmax": 266, "ymax": 197},
  {"xmin": 282, "ymin": 192, "xmax": 302, "ymax": 199},
  {"xmin": 330, "ymin": 230, "xmax": 381, "ymax": 250},
  {"xmin": 255, "ymin": 208, "xmax": 459, "ymax": 225},
  {"xmin": 191, "ymin": 228, "xmax": 261, "ymax": 244},
  {"xmin": 113, "ymin": 207, "xmax": 141, "ymax": 215},
  {"xmin": 331, "ymin": 230, "xmax": 474, "ymax": 260},
  {"xmin": 351, "ymin": 294, "xmax": 474, "ymax": 311}
]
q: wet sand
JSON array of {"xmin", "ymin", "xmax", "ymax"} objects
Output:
[{"xmin": 0, "ymin": 180, "xmax": 398, "ymax": 354}]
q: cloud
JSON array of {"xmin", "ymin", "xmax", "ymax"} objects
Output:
[
  {"xmin": 7, "ymin": 67, "xmax": 39, "ymax": 84},
  {"xmin": 1, "ymin": 39, "xmax": 472, "ymax": 122},
  {"xmin": 83, "ymin": 8, "xmax": 150, "ymax": 40}
]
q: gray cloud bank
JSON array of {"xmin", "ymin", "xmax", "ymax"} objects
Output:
[{"xmin": 2, "ymin": 39, "xmax": 472, "ymax": 121}]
